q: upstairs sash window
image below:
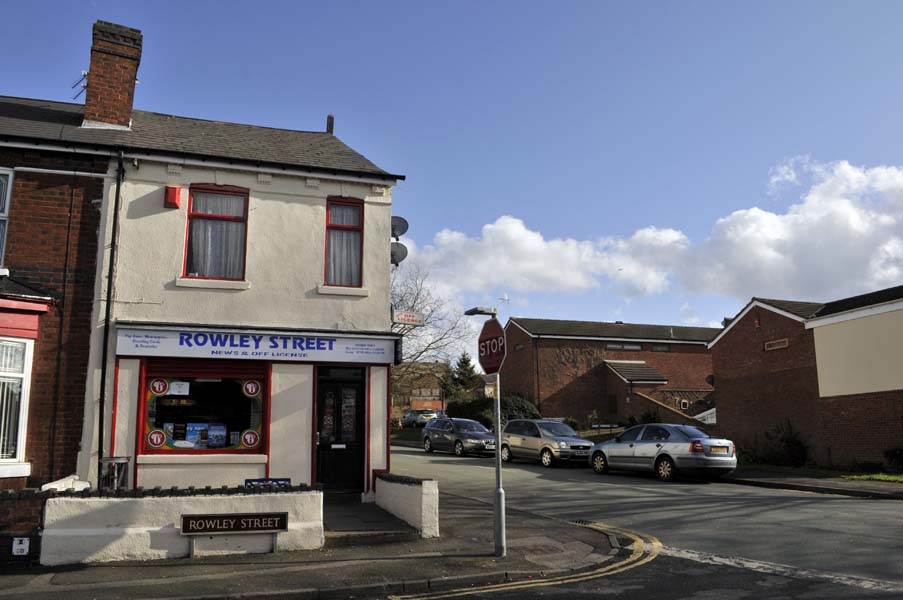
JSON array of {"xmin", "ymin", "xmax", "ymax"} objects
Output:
[
  {"xmin": 185, "ymin": 185, "xmax": 248, "ymax": 280},
  {"xmin": 325, "ymin": 199, "xmax": 363, "ymax": 287}
]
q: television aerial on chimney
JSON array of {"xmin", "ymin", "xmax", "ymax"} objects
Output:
[{"xmin": 71, "ymin": 70, "xmax": 88, "ymax": 100}]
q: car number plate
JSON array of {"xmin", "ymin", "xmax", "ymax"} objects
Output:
[
  {"xmin": 711, "ymin": 446, "xmax": 729, "ymax": 454},
  {"xmin": 486, "ymin": 444, "xmax": 496, "ymax": 449},
  {"xmin": 575, "ymin": 450, "xmax": 589, "ymax": 456}
]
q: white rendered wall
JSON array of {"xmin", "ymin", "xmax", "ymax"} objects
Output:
[
  {"xmin": 112, "ymin": 359, "xmax": 140, "ymax": 487},
  {"xmin": 368, "ymin": 366, "xmax": 389, "ymax": 493},
  {"xmin": 136, "ymin": 458, "xmax": 267, "ymax": 488},
  {"xmin": 41, "ymin": 491, "xmax": 324, "ymax": 565},
  {"xmin": 78, "ymin": 160, "xmax": 395, "ymax": 486},
  {"xmin": 375, "ymin": 478, "xmax": 439, "ymax": 538},
  {"xmin": 270, "ymin": 363, "xmax": 314, "ymax": 485}
]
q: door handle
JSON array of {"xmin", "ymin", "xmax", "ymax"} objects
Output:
[
  {"xmin": 656, "ymin": 443, "xmax": 662, "ymax": 448},
  {"xmin": 316, "ymin": 432, "xmax": 320, "ymax": 446}
]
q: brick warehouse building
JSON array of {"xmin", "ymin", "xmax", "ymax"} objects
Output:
[
  {"xmin": 710, "ymin": 285, "xmax": 903, "ymax": 467},
  {"xmin": 501, "ymin": 317, "xmax": 721, "ymax": 427}
]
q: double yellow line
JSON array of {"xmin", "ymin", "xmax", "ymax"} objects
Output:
[{"xmin": 389, "ymin": 522, "xmax": 661, "ymax": 600}]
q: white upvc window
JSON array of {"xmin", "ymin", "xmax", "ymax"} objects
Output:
[
  {"xmin": 0, "ymin": 168, "xmax": 13, "ymax": 266},
  {"xmin": 0, "ymin": 336, "xmax": 34, "ymax": 478}
]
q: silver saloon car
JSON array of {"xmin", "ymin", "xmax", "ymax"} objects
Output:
[{"xmin": 589, "ymin": 423, "xmax": 736, "ymax": 481}]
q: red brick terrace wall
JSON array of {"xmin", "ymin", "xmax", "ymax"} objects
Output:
[
  {"xmin": 512, "ymin": 337, "xmax": 712, "ymax": 426},
  {"xmin": 818, "ymin": 390, "xmax": 903, "ymax": 466},
  {"xmin": 711, "ymin": 306, "xmax": 823, "ymax": 461},
  {"xmin": 0, "ymin": 148, "xmax": 106, "ymax": 488},
  {"xmin": 500, "ymin": 324, "xmax": 537, "ymax": 402}
]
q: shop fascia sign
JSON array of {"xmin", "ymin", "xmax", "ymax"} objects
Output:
[{"xmin": 117, "ymin": 327, "xmax": 395, "ymax": 364}]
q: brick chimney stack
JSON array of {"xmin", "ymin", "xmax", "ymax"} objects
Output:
[{"xmin": 83, "ymin": 21, "xmax": 142, "ymax": 129}]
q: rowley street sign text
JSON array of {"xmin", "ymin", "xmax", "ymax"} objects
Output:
[{"xmin": 180, "ymin": 512, "xmax": 289, "ymax": 535}]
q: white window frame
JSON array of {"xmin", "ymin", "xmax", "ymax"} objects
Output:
[
  {"xmin": 0, "ymin": 336, "xmax": 34, "ymax": 478},
  {"xmin": 0, "ymin": 167, "xmax": 14, "ymax": 266}
]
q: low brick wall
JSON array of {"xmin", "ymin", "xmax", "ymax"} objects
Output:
[
  {"xmin": 375, "ymin": 473, "xmax": 439, "ymax": 538},
  {"xmin": 0, "ymin": 490, "xmax": 46, "ymax": 564}
]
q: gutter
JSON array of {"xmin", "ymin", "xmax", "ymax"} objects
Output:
[{"xmin": 0, "ymin": 137, "xmax": 404, "ymax": 183}]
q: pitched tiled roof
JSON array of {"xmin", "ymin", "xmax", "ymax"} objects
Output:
[
  {"xmin": 815, "ymin": 284, "xmax": 903, "ymax": 318},
  {"xmin": 753, "ymin": 298, "xmax": 824, "ymax": 319},
  {"xmin": 0, "ymin": 96, "xmax": 402, "ymax": 181},
  {"xmin": 510, "ymin": 317, "xmax": 720, "ymax": 343},
  {"xmin": 605, "ymin": 361, "xmax": 668, "ymax": 383}
]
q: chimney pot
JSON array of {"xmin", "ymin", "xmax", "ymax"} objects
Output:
[
  {"xmin": 83, "ymin": 20, "xmax": 143, "ymax": 129},
  {"xmin": 326, "ymin": 114, "xmax": 334, "ymax": 134}
]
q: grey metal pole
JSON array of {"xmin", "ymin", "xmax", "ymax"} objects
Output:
[{"xmin": 494, "ymin": 373, "xmax": 506, "ymax": 558}]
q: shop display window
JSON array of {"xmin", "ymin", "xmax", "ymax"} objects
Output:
[{"xmin": 143, "ymin": 376, "xmax": 264, "ymax": 452}]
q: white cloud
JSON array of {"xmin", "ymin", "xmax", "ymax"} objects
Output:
[
  {"xmin": 408, "ymin": 158, "xmax": 903, "ymax": 310},
  {"xmin": 411, "ymin": 216, "xmax": 687, "ymax": 298},
  {"xmin": 689, "ymin": 160, "xmax": 903, "ymax": 300}
]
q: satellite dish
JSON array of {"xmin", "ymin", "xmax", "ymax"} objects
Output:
[
  {"xmin": 391, "ymin": 216, "xmax": 409, "ymax": 240},
  {"xmin": 390, "ymin": 242, "xmax": 408, "ymax": 266}
]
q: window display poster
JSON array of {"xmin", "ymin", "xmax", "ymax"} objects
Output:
[
  {"xmin": 143, "ymin": 377, "xmax": 263, "ymax": 452},
  {"xmin": 186, "ymin": 423, "xmax": 209, "ymax": 448},
  {"xmin": 208, "ymin": 424, "xmax": 227, "ymax": 448}
]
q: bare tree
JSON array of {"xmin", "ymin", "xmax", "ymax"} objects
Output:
[{"xmin": 391, "ymin": 264, "xmax": 471, "ymax": 388}]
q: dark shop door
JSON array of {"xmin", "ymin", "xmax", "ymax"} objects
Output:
[{"xmin": 316, "ymin": 367, "xmax": 366, "ymax": 492}]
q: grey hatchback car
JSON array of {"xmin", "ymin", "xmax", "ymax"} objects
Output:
[
  {"xmin": 501, "ymin": 419, "xmax": 594, "ymax": 467},
  {"xmin": 590, "ymin": 423, "xmax": 736, "ymax": 481},
  {"xmin": 423, "ymin": 418, "xmax": 496, "ymax": 456}
]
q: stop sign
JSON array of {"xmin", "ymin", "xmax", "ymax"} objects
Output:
[{"xmin": 478, "ymin": 318, "xmax": 506, "ymax": 374}]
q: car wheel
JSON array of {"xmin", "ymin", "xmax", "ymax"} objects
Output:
[
  {"xmin": 501, "ymin": 445, "xmax": 513, "ymax": 462},
  {"xmin": 454, "ymin": 441, "xmax": 465, "ymax": 457},
  {"xmin": 655, "ymin": 456, "xmax": 676, "ymax": 482},
  {"xmin": 423, "ymin": 437, "xmax": 433, "ymax": 453},
  {"xmin": 592, "ymin": 452, "xmax": 609, "ymax": 474},
  {"xmin": 540, "ymin": 448, "xmax": 554, "ymax": 468}
]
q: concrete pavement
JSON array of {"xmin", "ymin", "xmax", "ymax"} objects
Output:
[{"xmin": 0, "ymin": 492, "xmax": 619, "ymax": 600}]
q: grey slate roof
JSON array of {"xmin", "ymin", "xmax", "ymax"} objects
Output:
[
  {"xmin": 0, "ymin": 275, "xmax": 53, "ymax": 302},
  {"xmin": 815, "ymin": 284, "xmax": 903, "ymax": 318},
  {"xmin": 753, "ymin": 298, "xmax": 824, "ymax": 319},
  {"xmin": 510, "ymin": 317, "xmax": 720, "ymax": 343},
  {"xmin": 753, "ymin": 284, "xmax": 903, "ymax": 320},
  {"xmin": 0, "ymin": 96, "xmax": 402, "ymax": 181},
  {"xmin": 605, "ymin": 361, "xmax": 668, "ymax": 383}
]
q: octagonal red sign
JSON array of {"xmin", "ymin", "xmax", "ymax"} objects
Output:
[{"xmin": 478, "ymin": 318, "xmax": 506, "ymax": 375}]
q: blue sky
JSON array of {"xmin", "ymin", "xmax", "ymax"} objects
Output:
[{"xmin": 7, "ymin": 1, "xmax": 903, "ymax": 331}]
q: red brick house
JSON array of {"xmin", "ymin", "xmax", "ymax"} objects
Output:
[
  {"xmin": 710, "ymin": 285, "xmax": 903, "ymax": 467},
  {"xmin": 501, "ymin": 317, "xmax": 720, "ymax": 427},
  {"xmin": 0, "ymin": 137, "xmax": 106, "ymax": 491}
]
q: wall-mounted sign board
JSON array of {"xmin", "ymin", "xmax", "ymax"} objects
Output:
[{"xmin": 181, "ymin": 512, "xmax": 289, "ymax": 536}]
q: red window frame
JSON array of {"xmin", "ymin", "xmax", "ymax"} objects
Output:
[
  {"xmin": 137, "ymin": 361, "xmax": 269, "ymax": 456},
  {"xmin": 183, "ymin": 184, "xmax": 250, "ymax": 281},
  {"xmin": 324, "ymin": 197, "xmax": 364, "ymax": 287}
]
